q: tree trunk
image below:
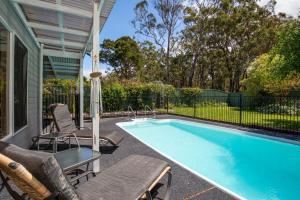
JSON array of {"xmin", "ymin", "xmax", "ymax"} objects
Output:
[
  {"xmin": 166, "ymin": 32, "xmax": 171, "ymax": 84},
  {"xmin": 199, "ymin": 64, "xmax": 206, "ymax": 88},
  {"xmin": 188, "ymin": 54, "xmax": 199, "ymax": 87},
  {"xmin": 229, "ymin": 77, "xmax": 235, "ymax": 92}
]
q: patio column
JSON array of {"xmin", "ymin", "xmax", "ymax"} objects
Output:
[
  {"xmin": 39, "ymin": 44, "xmax": 44, "ymax": 135},
  {"xmin": 79, "ymin": 56, "xmax": 84, "ymax": 128},
  {"xmin": 91, "ymin": 0, "xmax": 101, "ymax": 173}
]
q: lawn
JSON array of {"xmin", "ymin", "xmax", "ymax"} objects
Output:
[{"xmin": 166, "ymin": 105, "xmax": 300, "ymax": 132}]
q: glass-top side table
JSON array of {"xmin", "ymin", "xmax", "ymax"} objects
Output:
[{"xmin": 55, "ymin": 147, "xmax": 101, "ymax": 183}]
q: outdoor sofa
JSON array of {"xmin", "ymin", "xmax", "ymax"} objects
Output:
[{"xmin": 0, "ymin": 141, "xmax": 172, "ymax": 200}]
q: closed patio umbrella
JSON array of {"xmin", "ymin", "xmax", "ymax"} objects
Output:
[{"xmin": 90, "ymin": 0, "xmax": 102, "ymax": 173}]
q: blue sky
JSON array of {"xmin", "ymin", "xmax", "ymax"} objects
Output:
[
  {"xmin": 83, "ymin": 0, "xmax": 142, "ymax": 77},
  {"xmin": 83, "ymin": 0, "xmax": 299, "ymax": 78}
]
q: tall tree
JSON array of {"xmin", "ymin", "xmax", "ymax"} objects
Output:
[
  {"xmin": 139, "ymin": 41, "xmax": 165, "ymax": 82},
  {"xmin": 132, "ymin": 0, "xmax": 183, "ymax": 83},
  {"xmin": 181, "ymin": 0, "xmax": 213, "ymax": 87},
  {"xmin": 182, "ymin": 0, "xmax": 281, "ymax": 91},
  {"xmin": 100, "ymin": 36, "xmax": 143, "ymax": 80}
]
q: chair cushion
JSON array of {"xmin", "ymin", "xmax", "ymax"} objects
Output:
[
  {"xmin": 50, "ymin": 104, "xmax": 77, "ymax": 133},
  {"xmin": 0, "ymin": 141, "xmax": 80, "ymax": 200},
  {"xmin": 76, "ymin": 155, "xmax": 169, "ymax": 200},
  {"xmin": 74, "ymin": 129, "xmax": 123, "ymax": 145}
]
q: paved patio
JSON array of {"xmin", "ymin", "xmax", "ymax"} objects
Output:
[{"xmin": 7, "ymin": 113, "xmax": 298, "ymax": 200}]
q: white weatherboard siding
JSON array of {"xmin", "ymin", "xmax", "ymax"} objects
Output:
[
  {"xmin": 0, "ymin": 0, "xmax": 40, "ymax": 148},
  {"xmin": 0, "ymin": 0, "xmax": 116, "ymax": 147}
]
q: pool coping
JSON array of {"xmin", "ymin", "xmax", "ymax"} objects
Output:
[
  {"xmin": 160, "ymin": 114, "xmax": 300, "ymax": 142},
  {"xmin": 171, "ymin": 118, "xmax": 300, "ymax": 146},
  {"xmin": 165, "ymin": 113, "xmax": 300, "ymax": 140},
  {"xmin": 117, "ymin": 117, "xmax": 300, "ymax": 200}
]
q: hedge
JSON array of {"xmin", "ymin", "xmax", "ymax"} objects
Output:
[{"xmin": 101, "ymin": 82, "xmax": 176, "ymax": 112}]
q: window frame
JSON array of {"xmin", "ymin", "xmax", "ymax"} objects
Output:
[
  {"xmin": 13, "ymin": 34, "xmax": 29, "ymax": 135},
  {"xmin": 0, "ymin": 16, "xmax": 29, "ymax": 140},
  {"xmin": 0, "ymin": 16, "xmax": 13, "ymax": 141}
]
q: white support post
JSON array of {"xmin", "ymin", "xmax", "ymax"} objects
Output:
[
  {"xmin": 7, "ymin": 32, "xmax": 15, "ymax": 137},
  {"xmin": 91, "ymin": 0, "xmax": 101, "ymax": 173},
  {"xmin": 79, "ymin": 56, "xmax": 84, "ymax": 128},
  {"xmin": 39, "ymin": 44, "xmax": 44, "ymax": 135}
]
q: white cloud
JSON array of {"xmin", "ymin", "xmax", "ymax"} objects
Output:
[
  {"xmin": 258, "ymin": 0, "xmax": 299, "ymax": 17},
  {"xmin": 184, "ymin": 0, "xmax": 299, "ymax": 17},
  {"xmin": 182, "ymin": 0, "xmax": 193, "ymax": 7}
]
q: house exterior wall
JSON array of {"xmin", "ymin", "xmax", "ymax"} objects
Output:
[{"xmin": 0, "ymin": 0, "xmax": 41, "ymax": 148}]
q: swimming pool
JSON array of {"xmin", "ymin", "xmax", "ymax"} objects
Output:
[{"xmin": 117, "ymin": 119, "xmax": 300, "ymax": 200}]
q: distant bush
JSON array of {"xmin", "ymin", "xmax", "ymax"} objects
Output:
[
  {"xmin": 102, "ymin": 82, "xmax": 126, "ymax": 112},
  {"xmin": 255, "ymin": 103, "xmax": 299, "ymax": 115},
  {"xmin": 178, "ymin": 88, "xmax": 201, "ymax": 106},
  {"xmin": 197, "ymin": 101, "xmax": 228, "ymax": 107},
  {"xmin": 102, "ymin": 81, "xmax": 175, "ymax": 111}
]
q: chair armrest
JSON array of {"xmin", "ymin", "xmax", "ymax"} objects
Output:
[
  {"xmin": 47, "ymin": 132, "xmax": 72, "ymax": 139},
  {"xmin": 76, "ymin": 126, "xmax": 91, "ymax": 130},
  {"xmin": 50, "ymin": 132, "xmax": 81, "ymax": 149},
  {"xmin": 33, "ymin": 131, "xmax": 81, "ymax": 149}
]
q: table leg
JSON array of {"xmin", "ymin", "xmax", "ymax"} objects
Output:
[
  {"xmin": 86, "ymin": 163, "xmax": 90, "ymax": 181},
  {"xmin": 37, "ymin": 138, "xmax": 40, "ymax": 151},
  {"xmin": 68, "ymin": 137, "xmax": 71, "ymax": 149},
  {"xmin": 53, "ymin": 138, "xmax": 57, "ymax": 153}
]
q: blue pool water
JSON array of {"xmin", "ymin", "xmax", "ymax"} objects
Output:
[{"xmin": 117, "ymin": 119, "xmax": 300, "ymax": 200}]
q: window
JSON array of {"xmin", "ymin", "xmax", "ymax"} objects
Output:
[
  {"xmin": 14, "ymin": 36, "xmax": 27, "ymax": 132},
  {"xmin": 0, "ymin": 22, "xmax": 9, "ymax": 139}
]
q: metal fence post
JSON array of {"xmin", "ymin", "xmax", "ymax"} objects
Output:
[
  {"xmin": 136, "ymin": 96, "xmax": 138, "ymax": 116},
  {"xmin": 166, "ymin": 96, "xmax": 169, "ymax": 114},
  {"xmin": 239, "ymin": 94, "xmax": 242, "ymax": 125},
  {"xmin": 75, "ymin": 93, "xmax": 80, "ymax": 126},
  {"xmin": 193, "ymin": 95, "xmax": 196, "ymax": 118}
]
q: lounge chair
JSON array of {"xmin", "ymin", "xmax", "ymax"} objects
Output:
[
  {"xmin": 50, "ymin": 104, "xmax": 123, "ymax": 147},
  {"xmin": 0, "ymin": 141, "xmax": 172, "ymax": 200}
]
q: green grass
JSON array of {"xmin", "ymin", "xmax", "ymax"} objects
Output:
[{"xmin": 165, "ymin": 105, "xmax": 300, "ymax": 132}]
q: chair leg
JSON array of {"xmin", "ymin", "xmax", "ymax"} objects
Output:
[
  {"xmin": 0, "ymin": 171, "xmax": 26, "ymax": 200},
  {"xmin": 37, "ymin": 138, "xmax": 40, "ymax": 151},
  {"xmin": 53, "ymin": 138, "xmax": 58, "ymax": 153},
  {"xmin": 68, "ymin": 137, "xmax": 71, "ymax": 149},
  {"xmin": 145, "ymin": 191, "xmax": 153, "ymax": 200},
  {"xmin": 76, "ymin": 170, "xmax": 80, "ymax": 185},
  {"xmin": 31, "ymin": 137, "xmax": 38, "ymax": 150},
  {"xmin": 164, "ymin": 171, "xmax": 172, "ymax": 200},
  {"xmin": 86, "ymin": 163, "xmax": 89, "ymax": 181},
  {"xmin": 0, "ymin": 175, "xmax": 6, "ymax": 192}
]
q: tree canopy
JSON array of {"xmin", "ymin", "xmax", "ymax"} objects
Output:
[
  {"xmin": 100, "ymin": 36, "xmax": 143, "ymax": 80},
  {"xmin": 243, "ymin": 20, "xmax": 300, "ymax": 96},
  {"xmin": 97, "ymin": 0, "xmax": 298, "ymax": 96}
]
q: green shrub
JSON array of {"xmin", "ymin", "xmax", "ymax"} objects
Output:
[
  {"xmin": 255, "ymin": 104, "xmax": 299, "ymax": 115},
  {"xmin": 123, "ymin": 82, "xmax": 142, "ymax": 110},
  {"xmin": 102, "ymin": 82, "xmax": 126, "ymax": 111},
  {"xmin": 179, "ymin": 88, "xmax": 201, "ymax": 106}
]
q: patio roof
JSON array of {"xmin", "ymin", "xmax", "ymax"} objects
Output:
[{"xmin": 11, "ymin": 0, "xmax": 115, "ymax": 79}]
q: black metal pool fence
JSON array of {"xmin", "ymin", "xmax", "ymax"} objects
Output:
[
  {"xmin": 168, "ymin": 95, "xmax": 300, "ymax": 134},
  {"xmin": 43, "ymin": 91, "xmax": 300, "ymax": 134}
]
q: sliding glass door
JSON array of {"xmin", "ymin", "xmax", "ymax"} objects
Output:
[{"xmin": 0, "ymin": 22, "xmax": 9, "ymax": 139}]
